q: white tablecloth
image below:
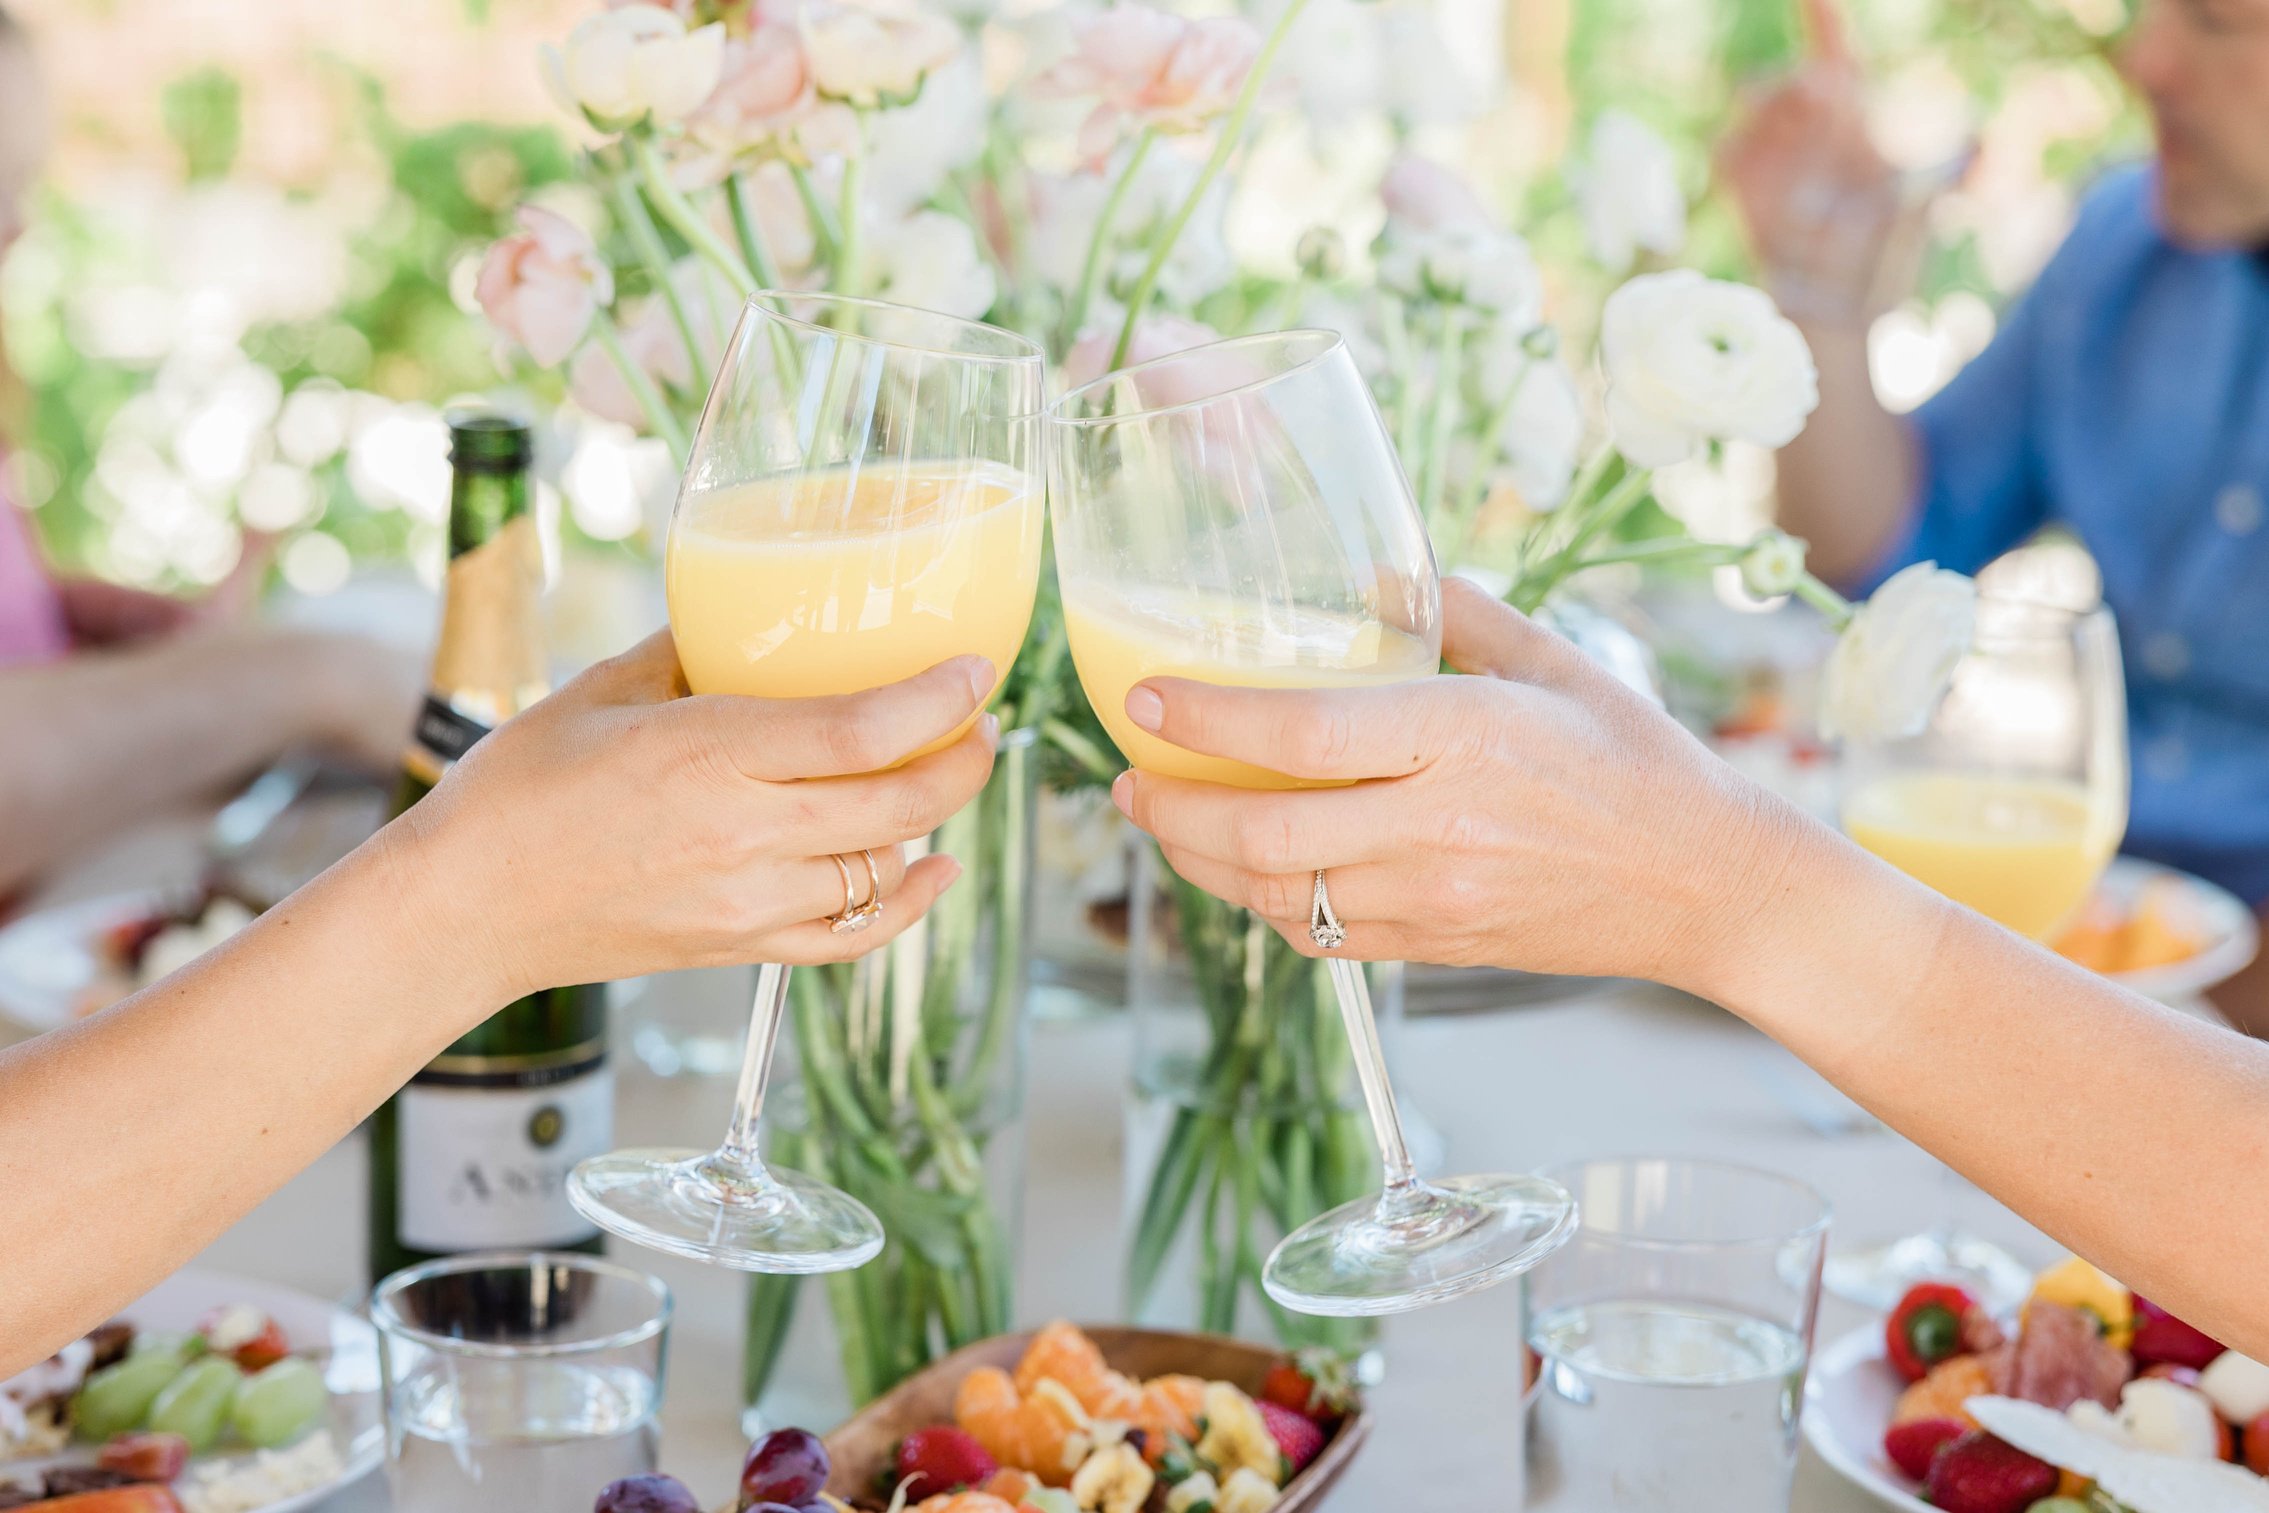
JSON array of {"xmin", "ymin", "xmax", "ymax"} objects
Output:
[{"xmin": 175, "ymin": 980, "xmax": 2050, "ymax": 1511}]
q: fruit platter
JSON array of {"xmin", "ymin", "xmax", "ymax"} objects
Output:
[
  {"xmin": 590, "ymin": 1323, "xmax": 1365, "ymax": 1513},
  {"xmin": 1805, "ymin": 1258, "xmax": 2269, "ymax": 1512},
  {"xmin": 0, "ymin": 1271, "xmax": 381, "ymax": 1513}
]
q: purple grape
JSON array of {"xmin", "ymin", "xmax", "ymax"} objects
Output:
[
  {"xmin": 594, "ymin": 1474, "xmax": 700, "ymax": 1513},
  {"xmin": 740, "ymin": 1428, "xmax": 830, "ymax": 1506}
]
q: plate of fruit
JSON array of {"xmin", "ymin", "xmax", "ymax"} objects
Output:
[
  {"xmin": 2050, "ymin": 858, "xmax": 2257, "ymax": 1004},
  {"xmin": 0, "ymin": 1269, "xmax": 382, "ymax": 1513},
  {"xmin": 594, "ymin": 1322, "xmax": 1365, "ymax": 1513},
  {"xmin": 1805, "ymin": 1259, "xmax": 2269, "ymax": 1512}
]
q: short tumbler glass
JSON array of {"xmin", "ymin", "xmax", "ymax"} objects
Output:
[
  {"xmin": 373, "ymin": 1251, "xmax": 672, "ymax": 1513},
  {"xmin": 1524, "ymin": 1158, "xmax": 1830, "ymax": 1512}
]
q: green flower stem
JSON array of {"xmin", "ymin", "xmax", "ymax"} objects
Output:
[
  {"xmin": 788, "ymin": 158, "xmax": 842, "ymax": 266},
  {"xmin": 587, "ymin": 319, "xmax": 688, "ymax": 461},
  {"xmin": 1795, "ymin": 572, "xmax": 1856, "ymax": 628},
  {"xmin": 633, "ymin": 136, "xmax": 754, "ymax": 297},
  {"xmin": 1513, "ymin": 465, "xmax": 1655, "ymax": 613},
  {"xmin": 1573, "ymin": 538, "xmax": 1745, "ymax": 572},
  {"xmin": 1109, "ymin": 0, "xmax": 1314, "ymax": 369},
  {"xmin": 1065, "ymin": 127, "xmax": 1155, "ymax": 347},
  {"xmin": 724, "ymin": 172, "xmax": 783, "ymax": 290},
  {"xmin": 607, "ymin": 168, "xmax": 708, "ymax": 383},
  {"xmin": 1415, "ymin": 311, "xmax": 1468, "ymax": 541},
  {"xmin": 834, "ymin": 114, "xmax": 867, "ymax": 297},
  {"xmin": 1437, "ymin": 352, "xmax": 1536, "ymax": 567}
]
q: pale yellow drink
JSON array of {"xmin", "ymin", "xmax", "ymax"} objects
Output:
[
  {"xmin": 1843, "ymin": 771, "xmax": 2120, "ymax": 941},
  {"xmin": 667, "ymin": 460, "xmax": 1041, "ymax": 758},
  {"xmin": 1064, "ymin": 585, "xmax": 1437, "ymax": 790}
]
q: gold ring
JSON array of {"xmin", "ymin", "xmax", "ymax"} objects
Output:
[
  {"xmin": 1308, "ymin": 869, "xmax": 1347, "ymax": 950},
  {"xmin": 853, "ymin": 848, "xmax": 885, "ymax": 925},
  {"xmin": 828, "ymin": 854, "xmax": 875, "ymax": 935}
]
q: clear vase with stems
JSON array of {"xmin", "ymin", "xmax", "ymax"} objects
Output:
[
  {"xmin": 744, "ymin": 727, "xmax": 1039, "ymax": 1428},
  {"xmin": 1122, "ymin": 843, "xmax": 1393, "ymax": 1359}
]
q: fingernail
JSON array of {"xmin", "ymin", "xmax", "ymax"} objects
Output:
[
  {"xmin": 937, "ymin": 856, "xmax": 964, "ymax": 890},
  {"xmin": 1111, "ymin": 770, "xmax": 1134, "ymax": 816},
  {"xmin": 980, "ymin": 712, "xmax": 1000, "ymax": 749},
  {"xmin": 1125, "ymin": 684, "xmax": 1163, "ymax": 732},
  {"xmin": 954, "ymin": 656, "xmax": 995, "ymax": 704}
]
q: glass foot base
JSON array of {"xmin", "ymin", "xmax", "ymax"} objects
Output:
[
  {"xmin": 568, "ymin": 1147, "xmax": 883, "ymax": 1273},
  {"xmin": 1263, "ymin": 1173, "xmax": 1578, "ymax": 1318},
  {"xmin": 1822, "ymin": 1228, "xmax": 2033, "ymax": 1311}
]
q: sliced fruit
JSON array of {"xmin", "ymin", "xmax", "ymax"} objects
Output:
[
  {"xmin": 899, "ymin": 1425, "xmax": 1000, "ymax": 1500},
  {"xmin": 1883, "ymin": 1416, "xmax": 1967, "ymax": 1481},
  {"xmin": 1126, "ymin": 1376, "xmax": 1205, "ymax": 1467},
  {"xmin": 2026, "ymin": 1257, "xmax": 2133, "ymax": 1350},
  {"xmin": 954, "ymin": 1367, "xmax": 1091, "ymax": 1485},
  {"xmin": 95, "ymin": 1432, "xmax": 189, "ymax": 1483},
  {"xmin": 1920, "ymin": 1431, "xmax": 2059, "ymax": 1513},
  {"xmin": 2200, "ymin": 1350, "xmax": 2269, "ymax": 1424},
  {"xmin": 1014, "ymin": 1323, "xmax": 1139, "ymax": 1421},
  {"xmin": 1892, "ymin": 1354, "xmax": 1996, "ymax": 1429},
  {"xmin": 1069, "ymin": 1442, "xmax": 1153, "ymax": 1513}
]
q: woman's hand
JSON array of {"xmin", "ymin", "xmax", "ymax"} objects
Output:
[
  {"xmin": 1110, "ymin": 579, "xmax": 1810, "ymax": 996},
  {"xmin": 393, "ymin": 629, "xmax": 999, "ymax": 1003}
]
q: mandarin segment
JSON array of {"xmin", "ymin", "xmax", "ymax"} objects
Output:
[
  {"xmin": 954, "ymin": 1366, "xmax": 1092, "ymax": 1485},
  {"xmin": 1013, "ymin": 1322, "xmax": 1141, "ymax": 1420},
  {"xmin": 1893, "ymin": 1354, "xmax": 1996, "ymax": 1429}
]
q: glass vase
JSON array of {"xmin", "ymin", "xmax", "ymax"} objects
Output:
[
  {"xmin": 743, "ymin": 729, "xmax": 1036, "ymax": 1429},
  {"xmin": 1121, "ymin": 842, "xmax": 1394, "ymax": 1356}
]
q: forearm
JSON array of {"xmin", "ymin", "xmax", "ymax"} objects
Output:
[
  {"xmin": 0, "ymin": 626, "xmax": 351, "ymax": 895},
  {"xmin": 1707, "ymin": 821, "xmax": 2269, "ymax": 1356},
  {"xmin": 0, "ymin": 821, "xmax": 499, "ymax": 1372},
  {"xmin": 1770, "ymin": 321, "xmax": 1920, "ymax": 586}
]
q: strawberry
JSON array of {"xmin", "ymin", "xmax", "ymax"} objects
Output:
[
  {"xmin": 1257, "ymin": 1400, "xmax": 1324, "ymax": 1477},
  {"xmin": 1921, "ymin": 1432, "xmax": 2059, "ymax": 1513},
  {"xmin": 1256, "ymin": 1349, "xmax": 1356, "ymax": 1427},
  {"xmin": 1882, "ymin": 1417, "xmax": 1967, "ymax": 1481},
  {"xmin": 895, "ymin": 1425, "xmax": 998, "ymax": 1499}
]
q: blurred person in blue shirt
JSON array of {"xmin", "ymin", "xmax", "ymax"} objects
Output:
[{"xmin": 1722, "ymin": 0, "xmax": 2269, "ymax": 1031}]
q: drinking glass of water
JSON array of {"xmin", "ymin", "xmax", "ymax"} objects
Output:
[
  {"xmin": 373, "ymin": 1252, "xmax": 672, "ymax": 1513},
  {"xmin": 1524, "ymin": 1158, "xmax": 1830, "ymax": 1512}
]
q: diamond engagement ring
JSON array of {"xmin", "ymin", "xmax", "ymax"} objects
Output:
[
  {"xmin": 828, "ymin": 850, "xmax": 883, "ymax": 935},
  {"xmin": 1308, "ymin": 869, "xmax": 1347, "ymax": 950}
]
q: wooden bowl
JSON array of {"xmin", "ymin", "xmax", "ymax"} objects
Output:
[{"xmin": 821, "ymin": 1325, "xmax": 1370, "ymax": 1508}]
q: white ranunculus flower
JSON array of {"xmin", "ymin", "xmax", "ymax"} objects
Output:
[
  {"xmin": 543, "ymin": 6, "xmax": 725, "ymax": 127},
  {"xmin": 1574, "ymin": 110, "xmax": 1687, "ymax": 272},
  {"xmin": 1378, "ymin": 226, "xmax": 1542, "ymax": 324},
  {"xmin": 1279, "ymin": 0, "xmax": 1381, "ymax": 125},
  {"xmin": 1378, "ymin": 3, "xmax": 1483, "ymax": 124},
  {"xmin": 1490, "ymin": 354, "xmax": 1586, "ymax": 511},
  {"xmin": 861, "ymin": 50, "xmax": 988, "ymax": 216},
  {"xmin": 1819, "ymin": 562, "xmax": 1977, "ymax": 744},
  {"xmin": 1601, "ymin": 271, "xmax": 1819, "ymax": 468},
  {"xmin": 802, "ymin": 0, "xmax": 961, "ymax": 108},
  {"xmin": 873, "ymin": 210, "xmax": 996, "ymax": 321}
]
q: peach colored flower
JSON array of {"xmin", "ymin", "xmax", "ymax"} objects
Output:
[
  {"xmin": 800, "ymin": 0, "xmax": 962, "ymax": 109},
  {"xmin": 1380, "ymin": 153, "xmax": 1493, "ymax": 233},
  {"xmin": 1064, "ymin": 314, "xmax": 1223, "ymax": 400},
  {"xmin": 1036, "ymin": 5, "xmax": 1261, "ymax": 161},
  {"xmin": 686, "ymin": 23, "xmax": 815, "ymax": 157},
  {"xmin": 475, "ymin": 206, "xmax": 613, "ymax": 369},
  {"xmin": 569, "ymin": 305, "xmax": 693, "ymax": 429},
  {"xmin": 544, "ymin": 5, "xmax": 726, "ymax": 127}
]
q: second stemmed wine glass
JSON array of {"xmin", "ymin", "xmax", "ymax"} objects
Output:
[
  {"xmin": 568, "ymin": 292, "xmax": 1046, "ymax": 1271},
  {"xmin": 1047, "ymin": 330, "xmax": 1578, "ymax": 1315},
  {"xmin": 1825, "ymin": 588, "xmax": 2129, "ymax": 1307}
]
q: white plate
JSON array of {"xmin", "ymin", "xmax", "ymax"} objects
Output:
[
  {"xmin": 1802, "ymin": 1325, "xmax": 1933, "ymax": 1513},
  {"xmin": 6, "ymin": 1267, "xmax": 384, "ymax": 1512},
  {"xmin": 2088, "ymin": 857, "xmax": 2258, "ymax": 1003},
  {"xmin": 0, "ymin": 890, "xmax": 167, "ymax": 1034}
]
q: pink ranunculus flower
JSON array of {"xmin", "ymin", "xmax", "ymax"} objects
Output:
[
  {"xmin": 686, "ymin": 23, "xmax": 816, "ymax": 158},
  {"xmin": 475, "ymin": 206, "xmax": 614, "ymax": 369},
  {"xmin": 1380, "ymin": 153, "xmax": 1494, "ymax": 233},
  {"xmin": 1064, "ymin": 314, "xmax": 1223, "ymax": 401},
  {"xmin": 1037, "ymin": 5, "xmax": 1261, "ymax": 161},
  {"xmin": 568, "ymin": 304, "xmax": 694, "ymax": 429}
]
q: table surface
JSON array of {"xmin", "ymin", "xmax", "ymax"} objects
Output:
[{"xmin": 16, "ymin": 816, "xmax": 2064, "ymax": 1512}]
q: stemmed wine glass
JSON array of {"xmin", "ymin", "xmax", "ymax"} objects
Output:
[
  {"xmin": 568, "ymin": 292, "xmax": 1046, "ymax": 1271},
  {"xmin": 1825, "ymin": 588, "xmax": 2129, "ymax": 1307},
  {"xmin": 1047, "ymin": 329, "xmax": 1577, "ymax": 1315}
]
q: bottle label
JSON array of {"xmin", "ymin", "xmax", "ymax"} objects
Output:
[
  {"xmin": 413, "ymin": 695, "xmax": 491, "ymax": 766},
  {"xmin": 395, "ymin": 1058, "xmax": 613, "ymax": 1252}
]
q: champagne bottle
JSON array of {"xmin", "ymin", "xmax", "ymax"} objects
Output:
[{"xmin": 367, "ymin": 411, "xmax": 610, "ymax": 1283}]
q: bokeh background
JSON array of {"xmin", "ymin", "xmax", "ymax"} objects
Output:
[{"xmin": 0, "ymin": 0, "xmax": 2144, "ymax": 631}]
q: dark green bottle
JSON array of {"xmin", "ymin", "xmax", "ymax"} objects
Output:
[{"xmin": 367, "ymin": 411, "xmax": 609, "ymax": 1284}]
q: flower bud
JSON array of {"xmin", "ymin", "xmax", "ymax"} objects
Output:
[
  {"xmin": 1739, "ymin": 530, "xmax": 1809, "ymax": 599},
  {"xmin": 1295, "ymin": 226, "xmax": 1346, "ymax": 282}
]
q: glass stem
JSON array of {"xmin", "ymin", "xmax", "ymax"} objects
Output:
[
  {"xmin": 1325, "ymin": 956, "xmax": 1422, "ymax": 1216},
  {"xmin": 716, "ymin": 960, "xmax": 791, "ymax": 1187}
]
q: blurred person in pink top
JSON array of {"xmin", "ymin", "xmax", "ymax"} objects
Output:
[{"xmin": 0, "ymin": 9, "xmax": 417, "ymax": 899}]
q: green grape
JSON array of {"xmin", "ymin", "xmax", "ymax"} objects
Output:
[
  {"xmin": 229, "ymin": 1358, "xmax": 327, "ymax": 1449},
  {"xmin": 147, "ymin": 1357, "xmax": 243, "ymax": 1452},
  {"xmin": 130, "ymin": 1330, "xmax": 202, "ymax": 1360},
  {"xmin": 74, "ymin": 1343, "xmax": 193, "ymax": 1441}
]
